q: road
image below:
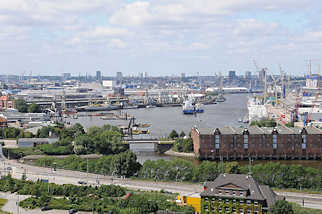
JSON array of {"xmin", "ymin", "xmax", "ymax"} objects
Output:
[{"xmin": 1, "ymin": 158, "xmax": 322, "ymax": 211}]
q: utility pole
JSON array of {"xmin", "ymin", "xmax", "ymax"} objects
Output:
[
  {"xmin": 86, "ymin": 156, "xmax": 89, "ymax": 183},
  {"xmin": 16, "ymin": 194, "xmax": 19, "ymax": 214}
]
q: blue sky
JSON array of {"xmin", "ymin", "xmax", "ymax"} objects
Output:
[{"xmin": 0, "ymin": 0, "xmax": 321, "ymax": 77}]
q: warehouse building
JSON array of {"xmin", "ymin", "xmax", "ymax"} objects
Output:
[{"xmin": 191, "ymin": 126, "xmax": 322, "ymax": 160}]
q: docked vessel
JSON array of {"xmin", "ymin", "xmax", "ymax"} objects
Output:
[
  {"xmin": 183, "ymin": 100, "xmax": 195, "ymax": 114},
  {"xmin": 182, "ymin": 100, "xmax": 204, "ymax": 114}
]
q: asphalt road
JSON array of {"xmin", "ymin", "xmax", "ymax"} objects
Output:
[{"xmin": 1, "ymin": 158, "xmax": 322, "ymax": 212}]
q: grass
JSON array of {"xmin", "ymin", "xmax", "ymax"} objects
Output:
[
  {"xmin": 0, "ymin": 198, "xmax": 10, "ymax": 214},
  {"xmin": 292, "ymin": 202, "xmax": 322, "ymax": 214}
]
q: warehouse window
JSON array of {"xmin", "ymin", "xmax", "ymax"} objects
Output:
[
  {"xmin": 302, "ymin": 135, "xmax": 306, "ymax": 149},
  {"xmin": 244, "ymin": 135, "xmax": 248, "ymax": 149},
  {"xmin": 273, "ymin": 135, "xmax": 277, "ymax": 149},
  {"xmin": 215, "ymin": 135, "xmax": 220, "ymax": 149}
]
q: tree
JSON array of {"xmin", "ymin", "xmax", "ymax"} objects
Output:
[
  {"xmin": 179, "ymin": 131, "xmax": 186, "ymax": 138},
  {"xmin": 169, "ymin": 130, "xmax": 179, "ymax": 139},
  {"xmin": 28, "ymin": 103, "xmax": 41, "ymax": 113},
  {"xmin": 2, "ymin": 83, "xmax": 8, "ymax": 90},
  {"xmin": 15, "ymin": 99, "xmax": 28, "ymax": 113},
  {"xmin": 269, "ymin": 200, "xmax": 294, "ymax": 214},
  {"xmin": 111, "ymin": 151, "xmax": 141, "ymax": 177},
  {"xmin": 74, "ymin": 135, "xmax": 94, "ymax": 154}
]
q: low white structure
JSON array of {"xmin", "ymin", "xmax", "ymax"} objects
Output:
[{"xmin": 103, "ymin": 80, "xmax": 116, "ymax": 89}]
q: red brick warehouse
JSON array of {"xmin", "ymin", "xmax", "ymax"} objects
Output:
[{"xmin": 191, "ymin": 126, "xmax": 322, "ymax": 160}]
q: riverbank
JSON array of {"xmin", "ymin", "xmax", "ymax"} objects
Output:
[{"xmin": 164, "ymin": 149, "xmax": 196, "ymax": 158}]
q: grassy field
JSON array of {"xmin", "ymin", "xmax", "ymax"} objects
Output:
[{"xmin": 0, "ymin": 198, "xmax": 10, "ymax": 214}]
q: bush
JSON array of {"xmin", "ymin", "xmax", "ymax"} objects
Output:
[
  {"xmin": 269, "ymin": 200, "xmax": 294, "ymax": 214},
  {"xmin": 169, "ymin": 130, "xmax": 179, "ymax": 139},
  {"xmin": 173, "ymin": 138, "xmax": 193, "ymax": 153}
]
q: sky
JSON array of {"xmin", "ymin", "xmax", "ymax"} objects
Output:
[{"xmin": 0, "ymin": 0, "xmax": 321, "ymax": 77}]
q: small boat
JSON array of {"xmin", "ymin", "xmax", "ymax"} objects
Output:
[
  {"xmin": 216, "ymin": 94, "xmax": 226, "ymax": 102},
  {"xmin": 242, "ymin": 115, "xmax": 249, "ymax": 123},
  {"xmin": 183, "ymin": 100, "xmax": 195, "ymax": 114},
  {"xmin": 195, "ymin": 103, "xmax": 204, "ymax": 113},
  {"xmin": 183, "ymin": 100, "xmax": 204, "ymax": 114}
]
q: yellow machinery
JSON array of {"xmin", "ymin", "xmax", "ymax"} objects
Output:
[{"xmin": 176, "ymin": 193, "xmax": 201, "ymax": 214}]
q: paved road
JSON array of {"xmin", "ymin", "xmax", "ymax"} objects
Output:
[{"xmin": 1, "ymin": 158, "xmax": 322, "ymax": 211}]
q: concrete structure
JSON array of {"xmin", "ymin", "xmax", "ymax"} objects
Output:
[
  {"xmin": 191, "ymin": 126, "xmax": 322, "ymax": 160},
  {"xmin": 201, "ymin": 174, "xmax": 279, "ymax": 214},
  {"xmin": 17, "ymin": 138, "xmax": 59, "ymax": 148}
]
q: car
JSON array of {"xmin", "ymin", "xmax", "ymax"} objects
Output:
[
  {"xmin": 69, "ymin": 208, "xmax": 77, "ymax": 214},
  {"xmin": 6, "ymin": 167, "xmax": 12, "ymax": 170},
  {"xmin": 41, "ymin": 206, "xmax": 51, "ymax": 211},
  {"xmin": 78, "ymin": 180, "xmax": 87, "ymax": 185}
]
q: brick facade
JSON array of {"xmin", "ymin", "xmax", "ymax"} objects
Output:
[{"xmin": 192, "ymin": 126, "xmax": 322, "ymax": 160}]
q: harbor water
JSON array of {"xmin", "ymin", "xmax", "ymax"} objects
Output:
[
  {"xmin": 66, "ymin": 94, "xmax": 248, "ymax": 164},
  {"xmin": 67, "ymin": 94, "xmax": 249, "ymax": 138}
]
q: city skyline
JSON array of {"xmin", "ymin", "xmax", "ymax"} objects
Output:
[{"xmin": 0, "ymin": 0, "xmax": 321, "ymax": 76}]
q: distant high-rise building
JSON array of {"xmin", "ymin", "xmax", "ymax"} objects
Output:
[
  {"xmin": 245, "ymin": 71, "xmax": 252, "ymax": 79},
  {"xmin": 96, "ymin": 70, "xmax": 102, "ymax": 82},
  {"xmin": 144, "ymin": 72, "xmax": 148, "ymax": 78},
  {"xmin": 181, "ymin": 73, "xmax": 186, "ymax": 79},
  {"xmin": 228, "ymin": 70, "xmax": 236, "ymax": 80},
  {"xmin": 116, "ymin": 72, "xmax": 123, "ymax": 82},
  {"xmin": 62, "ymin": 73, "xmax": 71, "ymax": 81},
  {"xmin": 259, "ymin": 69, "xmax": 266, "ymax": 82}
]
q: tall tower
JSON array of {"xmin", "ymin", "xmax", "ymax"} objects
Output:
[{"xmin": 96, "ymin": 71, "xmax": 102, "ymax": 82}]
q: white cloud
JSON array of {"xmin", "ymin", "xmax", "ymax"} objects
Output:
[
  {"xmin": 87, "ymin": 27, "xmax": 129, "ymax": 38},
  {"xmin": 108, "ymin": 39, "xmax": 127, "ymax": 49},
  {"xmin": 189, "ymin": 42, "xmax": 209, "ymax": 50}
]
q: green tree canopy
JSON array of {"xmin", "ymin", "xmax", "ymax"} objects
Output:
[
  {"xmin": 269, "ymin": 200, "xmax": 294, "ymax": 214},
  {"xmin": 111, "ymin": 151, "xmax": 141, "ymax": 177},
  {"xmin": 169, "ymin": 130, "xmax": 179, "ymax": 139},
  {"xmin": 179, "ymin": 131, "xmax": 186, "ymax": 138},
  {"xmin": 27, "ymin": 103, "xmax": 41, "ymax": 113},
  {"xmin": 15, "ymin": 99, "xmax": 28, "ymax": 113}
]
